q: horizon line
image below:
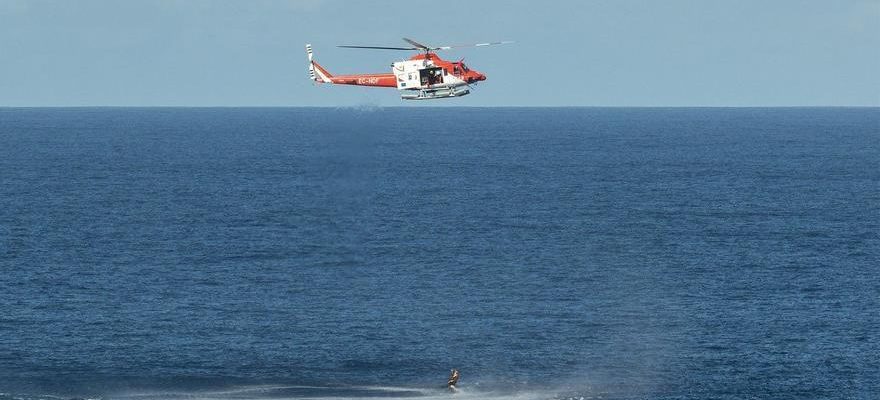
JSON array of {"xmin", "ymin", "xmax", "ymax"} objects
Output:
[{"xmin": 2, "ymin": 105, "xmax": 879, "ymax": 109}]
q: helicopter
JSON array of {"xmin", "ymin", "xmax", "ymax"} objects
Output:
[{"xmin": 306, "ymin": 38, "xmax": 511, "ymax": 100}]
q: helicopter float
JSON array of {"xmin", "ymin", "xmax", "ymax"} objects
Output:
[{"xmin": 306, "ymin": 38, "xmax": 511, "ymax": 100}]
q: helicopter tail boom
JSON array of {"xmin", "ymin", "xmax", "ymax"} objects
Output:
[{"xmin": 306, "ymin": 44, "xmax": 396, "ymax": 88}]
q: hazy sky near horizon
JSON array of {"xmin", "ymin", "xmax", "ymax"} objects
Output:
[{"xmin": 1, "ymin": 0, "xmax": 878, "ymax": 106}]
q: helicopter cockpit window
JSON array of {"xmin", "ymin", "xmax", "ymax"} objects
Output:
[{"xmin": 461, "ymin": 63, "xmax": 469, "ymax": 72}]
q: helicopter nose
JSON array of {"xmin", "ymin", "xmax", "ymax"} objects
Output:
[{"xmin": 468, "ymin": 73, "xmax": 486, "ymax": 83}]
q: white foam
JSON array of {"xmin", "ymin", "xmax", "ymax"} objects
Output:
[{"xmin": 108, "ymin": 385, "xmax": 587, "ymax": 400}]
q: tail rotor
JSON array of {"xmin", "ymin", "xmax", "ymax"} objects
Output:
[{"xmin": 306, "ymin": 44, "xmax": 316, "ymax": 81}]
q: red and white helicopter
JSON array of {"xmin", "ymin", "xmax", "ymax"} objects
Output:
[{"xmin": 306, "ymin": 38, "xmax": 511, "ymax": 100}]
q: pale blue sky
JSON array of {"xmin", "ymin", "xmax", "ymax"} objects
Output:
[{"xmin": 1, "ymin": 0, "xmax": 878, "ymax": 106}]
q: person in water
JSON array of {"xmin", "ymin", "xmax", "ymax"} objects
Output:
[{"xmin": 447, "ymin": 368, "xmax": 460, "ymax": 389}]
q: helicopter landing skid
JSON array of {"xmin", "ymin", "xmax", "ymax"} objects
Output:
[{"xmin": 400, "ymin": 86, "xmax": 470, "ymax": 100}]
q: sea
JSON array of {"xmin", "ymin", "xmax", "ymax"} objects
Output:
[{"xmin": 0, "ymin": 107, "xmax": 878, "ymax": 400}]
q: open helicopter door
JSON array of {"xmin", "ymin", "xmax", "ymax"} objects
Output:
[{"xmin": 419, "ymin": 67, "xmax": 444, "ymax": 86}]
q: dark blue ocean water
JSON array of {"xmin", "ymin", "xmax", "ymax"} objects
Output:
[{"xmin": 1, "ymin": 107, "xmax": 878, "ymax": 400}]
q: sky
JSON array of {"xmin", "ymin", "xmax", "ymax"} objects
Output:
[{"xmin": 1, "ymin": 0, "xmax": 878, "ymax": 107}]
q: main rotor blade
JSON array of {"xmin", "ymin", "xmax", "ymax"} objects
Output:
[
  {"xmin": 402, "ymin": 37, "xmax": 432, "ymax": 51},
  {"xmin": 337, "ymin": 40, "xmax": 513, "ymax": 52},
  {"xmin": 337, "ymin": 45, "xmax": 418, "ymax": 50},
  {"xmin": 435, "ymin": 41, "xmax": 514, "ymax": 50}
]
